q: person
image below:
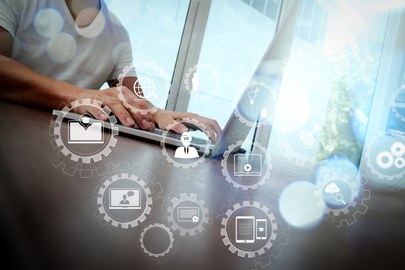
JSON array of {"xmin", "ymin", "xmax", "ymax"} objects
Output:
[
  {"xmin": 0, "ymin": 0, "xmax": 222, "ymax": 141},
  {"xmin": 174, "ymin": 132, "xmax": 199, "ymax": 159}
]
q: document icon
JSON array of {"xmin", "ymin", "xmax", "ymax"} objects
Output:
[
  {"xmin": 68, "ymin": 114, "xmax": 104, "ymax": 144},
  {"xmin": 177, "ymin": 207, "xmax": 199, "ymax": 223}
]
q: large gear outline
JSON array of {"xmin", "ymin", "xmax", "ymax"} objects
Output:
[
  {"xmin": 220, "ymin": 201, "xmax": 278, "ymax": 258},
  {"xmin": 116, "ymin": 60, "xmax": 171, "ymax": 115},
  {"xmin": 221, "ymin": 140, "xmax": 271, "ymax": 191},
  {"xmin": 160, "ymin": 117, "xmax": 211, "ymax": 169},
  {"xmin": 234, "ymin": 81, "xmax": 277, "ymax": 127},
  {"xmin": 183, "ymin": 64, "xmax": 220, "ymax": 93},
  {"xmin": 391, "ymin": 83, "xmax": 405, "ymax": 122},
  {"xmin": 50, "ymin": 98, "xmax": 119, "ymax": 164},
  {"xmin": 96, "ymin": 173, "xmax": 152, "ymax": 229},
  {"xmin": 277, "ymin": 133, "xmax": 315, "ymax": 167},
  {"xmin": 364, "ymin": 132, "xmax": 405, "ymax": 181},
  {"xmin": 314, "ymin": 172, "xmax": 370, "ymax": 227},
  {"xmin": 166, "ymin": 193, "xmax": 210, "ymax": 237},
  {"xmin": 139, "ymin": 223, "xmax": 174, "ymax": 258}
]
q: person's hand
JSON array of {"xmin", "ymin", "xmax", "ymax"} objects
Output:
[
  {"xmin": 152, "ymin": 109, "xmax": 222, "ymax": 141},
  {"xmin": 73, "ymin": 87, "xmax": 222, "ymax": 141},
  {"xmin": 75, "ymin": 87, "xmax": 156, "ymax": 131}
]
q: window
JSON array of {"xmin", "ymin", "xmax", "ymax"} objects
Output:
[
  {"xmin": 104, "ymin": 0, "xmax": 190, "ymax": 108},
  {"xmin": 185, "ymin": 0, "xmax": 283, "ymax": 128}
]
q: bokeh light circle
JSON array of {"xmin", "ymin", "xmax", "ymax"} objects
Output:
[
  {"xmin": 47, "ymin": 33, "xmax": 77, "ymax": 63},
  {"xmin": 279, "ymin": 181, "xmax": 324, "ymax": 229},
  {"xmin": 34, "ymin": 9, "xmax": 63, "ymax": 38}
]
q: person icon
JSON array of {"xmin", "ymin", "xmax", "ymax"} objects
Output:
[
  {"xmin": 119, "ymin": 194, "xmax": 130, "ymax": 205},
  {"xmin": 174, "ymin": 132, "xmax": 199, "ymax": 159}
]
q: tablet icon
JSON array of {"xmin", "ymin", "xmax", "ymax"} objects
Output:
[
  {"xmin": 109, "ymin": 188, "xmax": 141, "ymax": 209},
  {"xmin": 68, "ymin": 113, "xmax": 104, "ymax": 144},
  {"xmin": 235, "ymin": 216, "xmax": 267, "ymax": 243},
  {"xmin": 234, "ymin": 154, "xmax": 263, "ymax": 176}
]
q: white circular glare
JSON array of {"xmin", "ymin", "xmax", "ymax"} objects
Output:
[
  {"xmin": 273, "ymin": 84, "xmax": 310, "ymax": 132},
  {"xmin": 279, "ymin": 181, "xmax": 324, "ymax": 229},
  {"xmin": 34, "ymin": 9, "xmax": 63, "ymax": 38},
  {"xmin": 47, "ymin": 33, "xmax": 77, "ymax": 63}
]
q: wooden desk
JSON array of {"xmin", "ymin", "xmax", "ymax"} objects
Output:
[{"xmin": 0, "ymin": 100, "xmax": 404, "ymax": 270}]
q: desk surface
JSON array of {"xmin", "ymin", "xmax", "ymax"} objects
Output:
[{"xmin": 0, "ymin": 100, "xmax": 404, "ymax": 270}]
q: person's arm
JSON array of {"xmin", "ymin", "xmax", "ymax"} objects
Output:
[
  {"xmin": 0, "ymin": 27, "xmax": 151, "ymax": 128},
  {"xmin": 0, "ymin": 26, "xmax": 221, "ymax": 139},
  {"xmin": 0, "ymin": 28, "xmax": 83, "ymax": 108}
]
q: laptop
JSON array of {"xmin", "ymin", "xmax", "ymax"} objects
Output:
[{"xmin": 52, "ymin": 0, "xmax": 301, "ymax": 158}]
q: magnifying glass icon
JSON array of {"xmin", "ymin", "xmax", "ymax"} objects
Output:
[
  {"xmin": 335, "ymin": 193, "xmax": 347, "ymax": 205},
  {"xmin": 134, "ymin": 77, "xmax": 158, "ymax": 99}
]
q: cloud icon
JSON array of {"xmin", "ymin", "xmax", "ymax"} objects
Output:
[{"xmin": 324, "ymin": 182, "xmax": 340, "ymax": 194}]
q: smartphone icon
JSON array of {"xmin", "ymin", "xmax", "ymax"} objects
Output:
[{"xmin": 256, "ymin": 219, "xmax": 267, "ymax": 240}]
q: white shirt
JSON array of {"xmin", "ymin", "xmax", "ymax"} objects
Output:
[{"xmin": 0, "ymin": 0, "xmax": 135, "ymax": 89}]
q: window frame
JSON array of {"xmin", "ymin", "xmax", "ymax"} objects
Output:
[{"xmin": 166, "ymin": 0, "xmax": 290, "ymax": 148}]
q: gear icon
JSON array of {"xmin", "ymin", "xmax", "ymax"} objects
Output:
[
  {"xmin": 183, "ymin": 64, "xmax": 220, "ymax": 93},
  {"xmin": 220, "ymin": 201, "xmax": 284, "ymax": 259},
  {"xmin": 395, "ymin": 157, "xmax": 405, "ymax": 169},
  {"xmin": 96, "ymin": 173, "xmax": 152, "ymax": 229},
  {"xmin": 50, "ymin": 98, "xmax": 118, "ymax": 164},
  {"xmin": 390, "ymin": 141, "xmax": 405, "ymax": 157},
  {"xmin": 139, "ymin": 223, "xmax": 174, "ymax": 258},
  {"xmin": 391, "ymin": 83, "xmax": 405, "ymax": 122},
  {"xmin": 234, "ymin": 81, "xmax": 276, "ymax": 127},
  {"xmin": 116, "ymin": 60, "xmax": 171, "ymax": 115},
  {"xmin": 277, "ymin": 132, "xmax": 316, "ymax": 167},
  {"xmin": 160, "ymin": 117, "xmax": 211, "ymax": 169},
  {"xmin": 221, "ymin": 140, "xmax": 271, "ymax": 191},
  {"xmin": 165, "ymin": 193, "xmax": 210, "ymax": 237},
  {"xmin": 365, "ymin": 132, "xmax": 405, "ymax": 181},
  {"xmin": 314, "ymin": 172, "xmax": 370, "ymax": 226},
  {"xmin": 376, "ymin": 151, "xmax": 394, "ymax": 169}
]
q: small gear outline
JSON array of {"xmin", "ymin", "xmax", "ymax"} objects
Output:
[
  {"xmin": 50, "ymin": 98, "xmax": 119, "ymax": 164},
  {"xmin": 183, "ymin": 64, "xmax": 220, "ymax": 93},
  {"xmin": 390, "ymin": 141, "xmax": 405, "ymax": 157},
  {"xmin": 221, "ymin": 140, "xmax": 271, "ymax": 191},
  {"xmin": 160, "ymin": 117, "xmax": 211, "ymax": 169},
  {"xmin": 277, "ymin": 133, "xmax": 315, "ymax": 167},
  {"xmin": 96, "ymin": 173, "xmax": 152, "ymax": 229},
  {"xmin": 365, "ymin": 132, "xmax": 405, "ymax": 181},
  {"xmin": 220, "ymin": 201, "xmax": 278, "ymax": 258},
  {"xmin": 166, "ymin": 192, "xmax": 210, "ymax": 237},
  {"xmin": 139, "ymin": 223, "xmax": 174, "ymax": 258},
  {"xmin": 116, "ymin": 59, "xmax": 171, "ymax": 115},
  {"xmin": 376, "ymin": 151, "xmax": 394, "ymax": 169},
  {"xmin": 234, "ymin": 81, "xmax": 277, "ymax": 127},
  {"xmin": 390, "ymin": 83, "xmax": 405, "ymax": 122},
  {"xmin": 395, "ymin": 157, "xmax": 405, "ymax": 169},
  {"xmin": 314, "ymin": 172, "xmax": 370, "ymax": 227}
]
